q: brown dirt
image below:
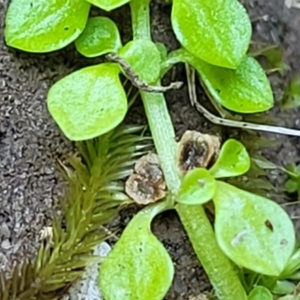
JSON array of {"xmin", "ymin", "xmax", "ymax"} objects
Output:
[{"xmin": 1, "ymin": 0, "xmax": 300, "ymax": 299}]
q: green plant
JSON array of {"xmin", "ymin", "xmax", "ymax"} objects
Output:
[
  {"xmin": 3, "ymin": 0, "xmax": 298, "ymax": 299},
  {"xmin": 284, "ymin": 164, "xmax": 300, "ymax": 198}
]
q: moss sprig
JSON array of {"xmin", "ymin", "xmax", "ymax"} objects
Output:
[{"xmin": 0, "ymin": 125, "xmax": 151, "ymax": 300}]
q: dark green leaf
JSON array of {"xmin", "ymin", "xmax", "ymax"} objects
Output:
[
  {"xmin": 171, "ymin": 0, "xmax": 251, "ymax": 68},
  {"xmin": 281, "ymin": 75, "xmax": 300, "ymax": 110},
  {"xmin": 285, "ymin": 179, "xmax": 298, "ymax": 193},
  {"xmin": 214, "ymin": 181, "xmax": 295, "ymax": 276},
  {"xmin": 75, "ymin": 17, "xmax": 122, "ymax": 57},
  {"xmin": 47, "ymin": 63, "xmax": 127, "ymax": 141},
  {"xmin": 209, "ymin": 139, "xmax": 250, "ymax": 178},
  {"xmin": 249, "ymin": 45, "xmax": 289, "ymax": 75},
  {"xmin": 177, "ymin": 168, "xmax": 216, "ymax": 205},
  {"xmin": 5, "ymin": 0, "xmax": 90, "ymax": 52},
  {"xmin": 86, "ymin": 0, "xmax": 129, "ymax": 11},
  {"xmin": 119, "ymin": 39, "xmax": 161, "ymax": 83},
  {"xmin": 100, "ymin": 203, "xmax": 174, "ymax": 300}
]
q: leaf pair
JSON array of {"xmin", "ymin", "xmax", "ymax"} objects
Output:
[
  {"xmin": 4, "ymin": 0, "xmax": 130, "ymax": 53},
  {"xmin": 47, "ymin": 37, "xmax": 161, "ymax": 140},
  {"xmin": 177, "ymin": 139, "xmax": 250, "ymax": 205},
  {"xmin": 177, "ymin": 139, "xmax": 295, "ymax": 277}
]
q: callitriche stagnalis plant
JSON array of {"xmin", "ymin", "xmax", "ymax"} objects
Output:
[{"xmin": 3, "ymin": 0, "xmax": 300, "ymax": 299}]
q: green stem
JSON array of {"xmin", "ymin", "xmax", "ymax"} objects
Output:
[
  {"xmin": 140, "ymin": 91, "xmax": 180, "ymax": 194},
  {"xmin": 176, "ymin": 204, "xmax": 247, "ymax": 299},
  {"xmin": 130, "ymin": 0, "xmax": 151, "ymax": 40},
  {"xmin": 130, "ymin": 2, "xmax": 247, "ymax": 299}
]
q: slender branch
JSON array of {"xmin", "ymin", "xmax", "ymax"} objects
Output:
[
  {"xmin": 185, "ymin": 64, "xmax": 300, "ymax": 137},
  {"xmin": 107, "ymin": 53, "xmax": 183, "ymax": 93},
  {"xmin": 176, "ymin": 204, "xmax": 248, "ymax": 300}
]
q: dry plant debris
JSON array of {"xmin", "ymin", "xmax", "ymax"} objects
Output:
[
  {"xmin": 125, "ymin": 153, "xmax": 166, "ymax": 205},
  {"xmin": 177, "ymin": 130, "xmax": 221, "ymax": 174}
]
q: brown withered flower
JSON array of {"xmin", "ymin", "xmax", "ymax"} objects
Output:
[
  {"xmin": 125, "ymin": 153, "xmax": 166, "ymax": 205},
  {"xmin": 177, "ymin": 130, "xmax": 221, "ymax": 174}
]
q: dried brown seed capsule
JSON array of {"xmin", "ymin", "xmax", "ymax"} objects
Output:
[
  {"xmin": 177, "ymin": 130, "xmax": 220, "ymax": 174},
  {"xmin": 125, "ymin": 153, "xmax": 166, "ymax": 205}
]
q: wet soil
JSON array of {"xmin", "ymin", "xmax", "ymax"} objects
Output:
[{"xmin": 1, "ymin": 0, "xmax": 300, "ymax": 299}]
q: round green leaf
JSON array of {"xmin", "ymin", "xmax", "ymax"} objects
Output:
[
  {"xmin": 47, "ymin": 63, "xmax": 127, "ymax": 141},
  {"xmin": 248, "ymin": 286, "xmax": 272, "ymax": 300},
  {"xmin": 118, "ymin": 39, "xmax": 161, "ymax": 84},
  {"xmin": 197, "ymin": 56, "xmax": 274, "ymax": 113},
  {"xmin": 214, "ymin": 181, "xmax": 295, "ymax": 276},
  {"xmin": 100, "ymin": 205, "xmax": 174, "ymax": 300},
  {"xmin": 5, "ymin": 0, "xmax": 90, "ymax": 53},
  {"xmin": 177, "ymin": 168, "xmax": 216, "ymax": 205},
  {"xmin": 75, "ymin": 17, "xmax": 122, "ymax": 58},
  {"xmin": 209, "ymin": 139, "xmax": 250, "ymax": 178},
  {"xmin": 86, "ymin": 0, "xmax": 129, "ymax": 11},
  {"xmin": 171, "ymin": 0, "xmax": 251, "ymax": 68}
]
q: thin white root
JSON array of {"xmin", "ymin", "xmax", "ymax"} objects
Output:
[{"xmin": 185, "ymin": 64, "xmax": 300, "ymax": 137}]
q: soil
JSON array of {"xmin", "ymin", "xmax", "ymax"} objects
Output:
[{"xmin": 1, "ymin": 0, "xmax": 300, "ymax": 299}]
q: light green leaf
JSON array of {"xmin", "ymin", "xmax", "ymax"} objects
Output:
[
  {"xmin": 209, "ymin": 139, "xmax": 250, "ymax": 178},
  {"xmin": 171, "ymin": 0, "xmax": 251, "ymax": 68},
  {"xmin": 248, "ymin": 286, "xmax": 272, "ymax": 300},
  {"xmin": 100, "ymin": 203, "xmax": 174, "ymax": 300},
  {"xmin": 156, "ymin": 43, "xmax": 168, "ymax": 62},
  {"xmin": 273, "ymin": 280, "xmax": 296, "ymax": 295},
  {"xmin": 197, "ymin": 56, "xmax": 274, "ymax": 113},
  {"xmin": 177, "ymin": 168, "xmax": 216, "ymax": 205},
  {"xmin": 168, "ymin": 50, "xmax": 273, "ymax": 113},
  {"xmin": 75, "ymin": 17, "xmax": 122, "ymax": 57},
  {"xmin": 118, "ymin": 39, "xmax": 161, "ymax": 84},
  {"xmin": 47, "ymin": 63, "xmax": 127, "ymax": 141},
  {"xmin": 213, "ymin": 181, "xmax": 295, "ymax": 276},
  {"xmin": 85, "ymin": 0, "xmax": 129, "ymax": 11},
  {"xmin": 5, "ymin": 0, "xmax": 90, "ymax": 52}
]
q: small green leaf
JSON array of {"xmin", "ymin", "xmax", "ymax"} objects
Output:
[
  {"xmin": 249, "ymin": 45, "xmax": 289, "ymax": 75},
  {"xmin": 85, "ymin": 0, "xmax": 129, "ymax": 11},
  {"xmin": 248, "ymin": 286, "xmax": 272, "ymax": 300},
  {"xmin": 272, "ymin": 280, "xmax": 296, "ymax": 295},
  {"xmin": 155, "ymin": 43, "xmax": 168, "ymax": 62},
  {"xmin": 281, "ymin": 75, "xmax": 300, "ymax": 110},
  {"xmin": 5, "ymin": 0, "xmax": 90, "ymax": 52},
  {"xmin": 118, "ymin": 39, "xmax": 161, "ymax": 83},
  {"xmin": 47, "ymin": 63, "xmax": 127, "ymax": 141},
  {"xmin": 171, "ymin": 0, "xmax": 251, "ymax": 68},
  {"xmin": 209, "ymin": 139, "xmax": 250, "ymax": 178},
  {"xmin": 75, "ymin": 17, "xmax": 122, "ymax": 57},
  {"xmin": 285, "ymin": 179, "xmax": 298, "ymax": 193},
  {"xmin": 214, "ymin": 181, "xmax": 295, "ymax": 276},
  {"xmin": 198, "ymin": 56, "xmax": 274, "ymax": 113},
  {"xmin": 100, "ymin": 204, "xmax": 174, "ymax": 300},
  {"xmin": 177, "ymin": 168, "xmax": 216, "ymax": 205}
]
